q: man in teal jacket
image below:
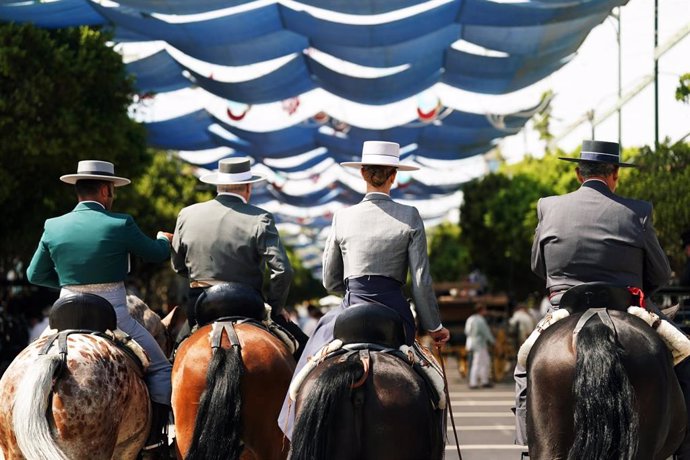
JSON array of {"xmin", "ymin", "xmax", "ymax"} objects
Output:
[{"xmin": 27, "ymin": 160, "xmax": 173, "ymax": 452}]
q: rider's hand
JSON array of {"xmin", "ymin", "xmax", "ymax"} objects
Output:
[
  {"xmin": 429, "ymin": 327, "xmax": 450, "ymax": 347},
  {"xmin": 157, "ymin": 231, "xmax": 173, "ymax": 242}
]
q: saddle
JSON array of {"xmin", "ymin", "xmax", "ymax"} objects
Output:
[
  {"xmin": 194, "ymin": 282, "xmax": 296, "ymax": 354},
  {"xmin": 559, "ymin": 282, "xmax": 635, "ymax": 314},
  {"xmin": 290, "ymin": 303, "xmax": 446, "ymax": 409},
  {"xmin": 42, "ymin": 293, "xmax": 148, "ymax": 375}
]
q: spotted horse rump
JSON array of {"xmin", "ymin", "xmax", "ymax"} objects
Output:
[{"xmin": 0, "ymin": 333, "xmax": 150, "ymax": 460}]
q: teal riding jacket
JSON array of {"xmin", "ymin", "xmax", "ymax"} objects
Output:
[{"xmin": 27, "ymin": 201, "xmax": 170, "ymax": 288}]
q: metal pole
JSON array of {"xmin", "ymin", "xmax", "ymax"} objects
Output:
[
  {"xmin": 654, "ymin": 0, "xmax": 659, "ymax": 149},
  {"xmin": 617, "ymin": 8, "xmax": 622, "ymax": 146}
]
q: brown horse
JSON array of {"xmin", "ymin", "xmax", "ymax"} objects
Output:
[
  {"xmin": 527, "ymin": 309, "xmax": 687, "ymax": 459},
  {"xmin": 290, "ymin": 303, "xmax": 445, "ymax": 460},
  {"xmin": 0, "ymin": 294, "xmax": 181, "ymax": 460},
  {"xmin": 171, "ymin": 283, "xmax": 295, "ymax": 460}
]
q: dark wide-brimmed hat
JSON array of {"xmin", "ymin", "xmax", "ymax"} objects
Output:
[
  {"xmin": 60, "ymin": 160, "xmax": 131, "ymax": 187},
  {"xmin": 559, "ymin": 140, "xmax": 636, "ymax": 167},
  {"xmin": 341, "ymin": 141, "xmax": 419, "ymax": 171},
  {"xmin": 200, "ymin": 157, "xmax": 266, "ymax": 185}
]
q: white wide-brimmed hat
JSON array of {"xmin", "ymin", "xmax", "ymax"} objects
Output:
[
  {"xmin": 340, "ymin": 141, "xmax": 419, "ymax": 171},
  {"xmin": 200, "ymin": 157, "xmax": 266, "ymax": 185},
  {"xmin": 60, "ymin": 160, "xmax": 131, "ymax": 187}
]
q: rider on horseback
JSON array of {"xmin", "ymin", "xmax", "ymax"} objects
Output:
[
  {"xmin": 278, "ymin": 141, "xmax": 451, "ymax": 439},
  {"xmin": 171, "ymin": 157, "xmax": 308, "ymax": 357},
  {"xmin": 514, "ymin": 140, "xmax": 690, "ymax": 458},
  {"xmin": 26, "ymin": 160, "xmax": 174, "ymax": 453}
]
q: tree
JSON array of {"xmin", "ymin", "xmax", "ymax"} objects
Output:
[
  {"xmin": 459, "ymin": 173, "xmax": 551, "ymax": 300},
  {"xmin": 617, "ymin": 140, "xmax": 690, "ymax": 273},
  {"xmin": 676, "ymin": 73, "xmax": 690, "ymax": 104},
  {"xmin": 0, "ymin": 24, "xmax": 148, "ymax": 269},
  {"xmin": 427, "ymin": 221, "xmax": 470, "ymax": 282}
]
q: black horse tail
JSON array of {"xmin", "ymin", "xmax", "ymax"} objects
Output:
[
  {"xmin": 568, "ymin": 318, "xmax": 638, "ymax": 460},
  {"xmin": 291, "ymin": 355, "xmax": 364, "ymax": 460},
  {"xmin": 186, "ymin": 345, "xmax": 243, "ymax": 460}
]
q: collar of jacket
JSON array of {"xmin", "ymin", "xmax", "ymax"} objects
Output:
[
  {"xmin": 74, "ymin": 201, "xmax": 106, "ymax": 212},
  {"xmin": 581, "ymin": 179, "xmax": 614, "ymax": 196},
  {"xmin": 215, "ymin": 194, "xmax": 246, "ymax": 205},
  {"xmin": 363, "ymin": 192, "xmax": 392, "ymax": 203}
]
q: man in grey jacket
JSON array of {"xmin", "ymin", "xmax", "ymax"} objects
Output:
[
  {"xmin": 171, "ymin": 157, "xmax": 307, "ymax": 354},
  {"xmin": 514, "ymin": 140, "xmax": 689, "ymax": 456}
]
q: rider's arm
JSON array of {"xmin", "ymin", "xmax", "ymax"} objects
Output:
[
  {"xmin": 531, "ymin": 198, "xmax": 546, "ymax": 280},
  {"xmin": 641, "ymin": 204, "xmax": 671, "ymax": 293},
  {"xmin": 408, "ymin": 208, "xmax": 442, "ymax": 332},
  {"xmin": 171, "ymin": 211, "xmax": 189, "ymax": 277},
  {"xmin": 26, "ymin": 232, "xmax": 60, "ymax": 289},
  {"xmin": 259, "ymin": 212, "xmax": 293, "ymax": 312},
  {"xmin": 124, "ymin": 215, "xmax": 170, "ymax": 263},
  {"xmin": 322, "ymin": 213, "xmax": 345, "ymax": 294}
]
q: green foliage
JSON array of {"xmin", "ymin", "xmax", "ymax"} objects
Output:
[
  {"xmin": 427, "ymin": 221, "xmax": 470, "ymax": 282},
  {"xmin": 617, "ymin": 140, "xmax": 690, "ymax": 272},
  {"xmin": 0, "ymin": 24, "xmax": 147, "ymax": 266},
  {"xmin": 117, "ymin": 151, "xmax": 213, "ymax": 236},
  {"xmin": 502, "ymin": 149, "xmax": 579, "ymax": 196},
  {"xmin": 676, "ymin": 73, "xmax": 690, "ymax": 103},
  {"xmin": 532, "ymin": 90, "xmax": 555, "ymax": 142},
  {"xmin": 284, "ymin": 244, "xmax": 326, "ymax": 306},
  {"xmin": 459, "ymin": 173, "xmax": 552, "ymax": 299}
]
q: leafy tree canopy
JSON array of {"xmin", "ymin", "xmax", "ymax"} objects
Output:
[
  {"xmin": 0, "ymin": 24, "xmax": 147, "ymax": 267},
  {"xmin": 427, "ymin": 221, "xmax": 470, "ymax": 282}
]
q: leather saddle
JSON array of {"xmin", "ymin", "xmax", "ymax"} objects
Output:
[
  {"xmin": 194, "ymin": 282, "xmax": 266, "ymax": 327},
  {"xmin": 559, "ymin": 282, "xmax": 636, "ymax": 315},
  {"xmin": 50, "ymin": 293, "xmax": 117, "ymax": 332},
  {"xmin": 44, "ymin": 293, "xmax": 146, "ymax": 374},
  {"xmin": 333, "ymin": 303, "xmax": 407, "ymax": 349}
]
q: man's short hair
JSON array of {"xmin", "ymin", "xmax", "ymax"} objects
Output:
[
  {"xmin": 75, "ymin": 179, "xmax": 109, "ymax": 197},
  {"xmin": 577, "ymin": 161, "xmax": 618, "ymax": 179},
  {"xmin": 217, "ymin": 184, "xmax": 248, "ymax": 194}
]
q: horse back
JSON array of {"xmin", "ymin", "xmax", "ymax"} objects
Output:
[{"xmin": 528, "ymin": 311, "xmax": 685, "ymax": 459}]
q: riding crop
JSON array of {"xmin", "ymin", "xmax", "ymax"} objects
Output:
[{"xmin": 436, "ymin": 345, "xmax": 463, "ymax": 460}]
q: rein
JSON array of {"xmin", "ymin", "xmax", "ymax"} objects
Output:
[{"xmin": 437, "ymin": 345, "xmax": 462, "ymax": 460}]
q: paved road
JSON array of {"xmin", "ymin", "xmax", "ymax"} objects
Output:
[{"xmin": 443, "ymin": 370, "xmax": 525, "ymax": 460}]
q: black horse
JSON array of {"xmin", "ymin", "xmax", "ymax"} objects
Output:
[
  {"xmin": 290, "ymin": 304, "xmax": 445, "ymax": 460},
  {"xmin": 527, "ymin": 284, "xmax": 687, "ymax": 460}
]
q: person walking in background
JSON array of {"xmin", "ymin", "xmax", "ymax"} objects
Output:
[
  {"xmin": 26, "ymin": 160, "xmax": 173, "ymax": 452},
  {"xmin": 171, "ymin": 157, "xmax": 308, "ymax": 355},
  {"xmin": 508, "ymin": 304, "xmax": 536, "ymax": 347},
  {"xmin": 465, "ymin": 304, "xmax": 494, "ymax": 389}
]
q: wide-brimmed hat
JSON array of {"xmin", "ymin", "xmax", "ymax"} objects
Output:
[
  {"xmin": 559, "ymin": 140, "xmax": 636, "ymax": 167},
  {"xmin": 340, "ymin": 141, "xmax": 419, "ymax": 171},
  {"xmin": 200, "ymin": 157, "xmax": 266, "ymax": 185},
  {"xmin": 60, "ymin": 160, "xmax": 131, "ymax": 187}
]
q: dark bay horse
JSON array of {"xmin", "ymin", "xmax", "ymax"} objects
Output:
[
  {"xmin": 527, "ymin": 310, "xmax": 686, "ymax": 460},
  {"xmin": 290, "ymin": 304, "xmax": 445, "ymax": 460},
  {"xmin": 0, "ymin": 294, "xmax": 180, "ymax": 460},
  {"xmin": 171, "ymin": 284, "xmax": 295, "ymax": 460}
]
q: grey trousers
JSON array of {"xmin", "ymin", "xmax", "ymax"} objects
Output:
[{"xmin": 61, "ymin": 286, "xmax": 172, "ymax": 406}]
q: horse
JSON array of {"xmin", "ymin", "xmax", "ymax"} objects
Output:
[
  {"xmin": 0, "ymin": 293, "xmax": 181, "ymax": 460},
  {"xmin": 290, "ymin": 304, "xmax": 445, "ymax": 460},
  {"xmin": 526, "ymin": 284, "xmax": 687, "ymax": 460},
  {"xmin": 171, "ymin": 283, "xmax": 295, "ymax": 460}
]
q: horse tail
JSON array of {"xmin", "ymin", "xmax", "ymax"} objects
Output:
[
  {"xmin": 291, "ymin": 355, "xmax": 364, "ymax": 460},
  {"xmin": 12, "ymin": 354, "xmax": 70, "ymax": 460},
  {"xmin": 568, "ymin": 318, "xmax": 638, "ymax": 460},
  {"xmin": 186, "ymin": 345, "xmax": 243, "ymax": 460}
]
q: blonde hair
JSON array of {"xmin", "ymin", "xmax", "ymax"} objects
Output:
[{"xmin": 361, "ymin": 165, "xmax": 396, "ymax": 187}]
